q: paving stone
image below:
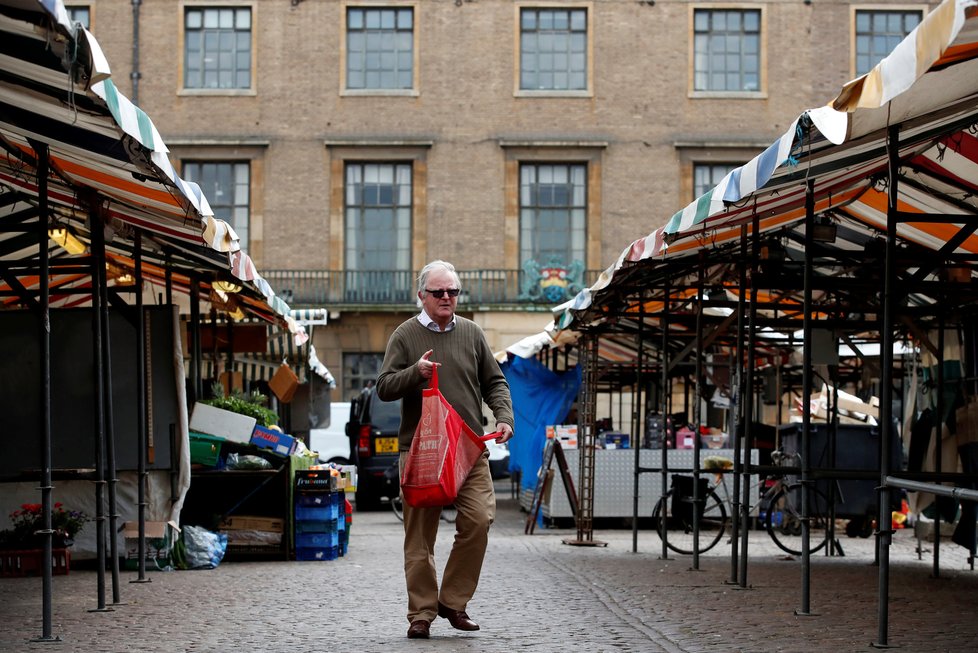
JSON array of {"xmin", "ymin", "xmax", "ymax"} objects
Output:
[{"xmin": 1, "ymin": 494, "xmax": 975, "ymax": 652}]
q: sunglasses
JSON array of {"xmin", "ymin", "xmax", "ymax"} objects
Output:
[{"xmin": 425, "ymin": 288, "xmax": 460, "ymax": 298}]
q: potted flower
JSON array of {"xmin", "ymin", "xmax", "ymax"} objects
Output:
[{"xmin": 0, "ymin": 502, "xmax": 88, "ymax": 550}]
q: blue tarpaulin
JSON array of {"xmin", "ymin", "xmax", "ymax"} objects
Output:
[{"xmin": 501, "ymin": 356, "xmax": 581, "ymax": 492}]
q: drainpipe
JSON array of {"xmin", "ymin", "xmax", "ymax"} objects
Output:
[{"xmin": 131, "ymin": 0, "xmax": 141, "ymax": 103}]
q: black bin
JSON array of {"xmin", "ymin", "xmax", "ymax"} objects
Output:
[{"xmin": 781, "ymin": 421, "xmax": 902, "ymax": 519}]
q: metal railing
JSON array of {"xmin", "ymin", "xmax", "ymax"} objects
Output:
[{"xmin": 261, "ymin": 268, "xmax": 601, "ymax": 307}]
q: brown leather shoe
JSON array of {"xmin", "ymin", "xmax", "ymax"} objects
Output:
[
  {"xmin": 407, "ymin": 619, "xmax": 431, "ymax": 639},
  {"xmin": 437, "ymin": 602, "xmax": 480, "ymax": 631}
]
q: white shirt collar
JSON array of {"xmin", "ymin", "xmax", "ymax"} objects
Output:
[{"xmin": 418, "ymin": 309, "xmax": 456, "ymax": 332}]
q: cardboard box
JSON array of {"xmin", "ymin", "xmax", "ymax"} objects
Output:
[
  {"xmin": 546, "ymin": 424, "xmax": 578, "ymax": 449},
  {"xmin": 269, "ymin": 364, "xmax": 299, "ymax": 403},
  {"xmin": 220, "ymin": 515, "xmax": 284, "ymax": 533},
  {"xmin": 190, "ymin": 402, "xmax": 257, "ymax": 444},
  {"xmin": 250, "ymin": 424, "xmax": 297, "ymax": 456},
  {"xmin": 122, "ymin": 520, "xmax": 180, "ymax": 540}
]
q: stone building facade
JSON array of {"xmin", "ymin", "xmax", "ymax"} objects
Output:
[{"xmin": 72, "ymin": 0, "xmax": 934, "ymax": 401}]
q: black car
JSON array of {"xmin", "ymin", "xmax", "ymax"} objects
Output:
[{"xmin": 346, "ymin": 386, "xmax": 401, "ymax": 510}]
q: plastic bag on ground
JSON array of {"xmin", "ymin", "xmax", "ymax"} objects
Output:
[{"xmin": 181, "ymin": 524, "xmax": 228, "ymax": 569}]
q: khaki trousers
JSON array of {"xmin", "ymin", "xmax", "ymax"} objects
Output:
[{"xmin": 400, "ymin": 451, "xmax": 495, "ymax": 623}]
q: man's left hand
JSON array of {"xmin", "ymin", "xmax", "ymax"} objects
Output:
[{"xmin": 494, "ymin": 423, "xmax": 514, "ymax": 444}]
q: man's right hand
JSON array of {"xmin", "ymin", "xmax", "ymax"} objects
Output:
[{"xmin": 416, "ymin": 349, "xmax": 441, "ymax": 380}]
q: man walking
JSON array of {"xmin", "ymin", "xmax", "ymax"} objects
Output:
[{"xmin": 376, "ymin": 260, "xmax": 514, "ymax": 639}]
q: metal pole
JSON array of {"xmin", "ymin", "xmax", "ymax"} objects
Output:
[
  {"xmin": 31, "ymin": 142, "xmax": 57, "ymax": 641},
  {"xmin": 874, "ymin": 125, "xmax": 900, "ymax": 648},
  {"xmin": 89, "ymin": 203, "xmax": 111, "ymax": 613},
  {"xmin": 133, "ymin": 231, "xmax": 150, "ymax": 583},
  {"xmin": 729, "ymin": 224, "xmax": 748, "ymax": 584},
  {"xmin": 692, "ymin": 255, "xmax": 705, "ymax": 570},
  {"xmin": 189, "ymin": 276, "xmax": 201, "ymax": 404},
  {"xmin": 739, "ymin": 216, "xmax": 760, "ymax": 587},
  {"xmin": 100, "ymin": 226, "xmax": 122, "ymax": 604},
  {"xmin": 661, "ymin": 275, "xmax": 671, "ymax": 560},
  {"xmin": 799, "ymin": 179, "xmax": 815, "ymax": 616},
  {"xmin": 632, "ymin": 309, "xmax": 644, "ymax": 552},
  {"xmin": 130, "ymin": 0, "xmax": 142, "ymax": 103},
  {"xmin": 934, "ymin": 318, "xmax": 944, "ymax": 578}
]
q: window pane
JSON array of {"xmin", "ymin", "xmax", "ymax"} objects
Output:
[
  {"xmin": 346, "ymin": 7, "xmax": 413, "ymax": 90},
  {"xmin": 519, "ymin": 163, "xmax": 587, "ymax": 270},
  {"xmin": 693, "ymin": 163, "xmax": 739, "ymax": 199},
  {"xmin": 520, "ymin": 8, "xmax": 588, "ymax": 91},
  {"xmin": 855, "ymin": 10, "xmax": 922, "ymax": 75},
  {"xmin": 693, "ymin": 10, "xmax": 761, "ymax": 92},
  {"xmin": 345, "ymin": 162, "xmax": 413, "ymax": 276},
  {"xmin": 184, "ymin": 161, "xmax": 251, "ymax": 245},
  {"xmin": 184, "ymin": 7, "xmax": 251, "ymax": 90}
]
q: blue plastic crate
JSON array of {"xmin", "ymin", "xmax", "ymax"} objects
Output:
[
  {"xmin": 295, "ymin": 505, "xmax": 331, "ymax": 522},
  {"xmin": 296, "ymin": 547, "xmax": 335, "ymax": 561},
  {"xmin": 295, "ymin": 518, "xmax": 337, "ymax": 534},
  {"xmin": 297, "ymin": 493, "xmax": 331, "ymax": 507},
  {"xmin": 296, "ymin": 531, "xmax": 337, "ymax": 549}
]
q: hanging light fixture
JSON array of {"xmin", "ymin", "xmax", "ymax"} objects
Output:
[
  {"xmin": 811, "ymin": 215, "xmax": 837, "ymax": 243},
  {"xmin": 48, "ymin": 228, "xmax": 87, "ymax": 255}
]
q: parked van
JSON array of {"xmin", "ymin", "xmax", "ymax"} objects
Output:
[{"xmin": 308, "ymin": 401, "xmax": 353, "ymax": 465}]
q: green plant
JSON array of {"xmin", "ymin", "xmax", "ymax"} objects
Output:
[
  {"xmin": 202, "ymin": 383, "xmax": 279, "ymax": 427},
  {"xmin": 0, "ymin": 502, "xmax": 88, "ymax": 549}
]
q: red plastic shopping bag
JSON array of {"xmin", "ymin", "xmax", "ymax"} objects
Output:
[{"xmin": 401, "ymin": 366, "xmax": 499, "ymax": 508}]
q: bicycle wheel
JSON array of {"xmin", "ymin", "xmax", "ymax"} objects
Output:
[
  {"xmin": 765, "ymin": 483, "xmax": 830, "ymax": 555},
  {"xmin": 391, "ymin": 495, "xmax": 404, "ymax": 522},
  {"xmin": 652, "ymin": 489, "xmax": 727, "ymax": 555}
]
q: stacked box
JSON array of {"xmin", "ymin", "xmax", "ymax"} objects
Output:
[{"xmin": 294, "ymin": 470, "xmax": 340, "ymax": 561}]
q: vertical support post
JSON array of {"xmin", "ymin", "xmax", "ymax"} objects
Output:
[
  {"xmin": 874, "ymin": 125, "xmax": 900, "ymax": 648},
  {"xmin": 692, "ymin": 254, "xmax": 705, "ymax": 570},
  {"xmin": 164, "ymin": 251, "xmax": 173, "ymax": 306},
  {"xmin": 660, "ymin": 275, "xmax": 672, "ymax": 560},
  {"xmin": 740, "ymin": 216, "xmax": 760, "ymax": 587},
  {"xmin": 98, "ymin": 226, "xmax": 122, "ymax": 604},
  {"xmin": 133, "ymin": 231, "xmax": 150, "ymax": 583},
  {"xmin": 31, "ymin": 141, "xmax": 57, "ymax": 641},
  {"xmin": 934, "ymin": 318, "xmax": 944, "ymax": 578},
  {"xmin": 189, "ymin": 276, "xmax": 202, "ymax": 404},
  {"xmin": 798, "ymin": 178, "xmax": 816, "ymax": 616},
  {"xmin": 729, "ymin": 224, "xmax": 748, "ymax": 584},
  {"xmin": 88, "ymin": 201, "xmax": 111, "ymax": 613},
  {"xmin": 632, "ymin": 306, "xmax": 644, "ymax": 552}
]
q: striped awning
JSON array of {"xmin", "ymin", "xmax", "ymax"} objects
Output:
[
  {"xmin": 554, "ymin": 0, "xmax": 978, "ymax": 331},
  {"xmin": 0, "ymin": 0, "xmax": 308, "ymax": 345}
]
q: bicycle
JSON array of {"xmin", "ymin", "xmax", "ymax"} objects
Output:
[{"xmin": 651, "ymin": 450, "xmax": 833, "ymax": 556}]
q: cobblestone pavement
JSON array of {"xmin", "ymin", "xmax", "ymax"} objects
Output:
[{"xmin": 2, "ymin": 492, "xmax": 976, "ymax": 653}]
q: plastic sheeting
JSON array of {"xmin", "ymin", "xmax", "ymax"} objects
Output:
[{"xmin": 501, "ymin": 356, "xmax": 581, "ymax": 491}]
